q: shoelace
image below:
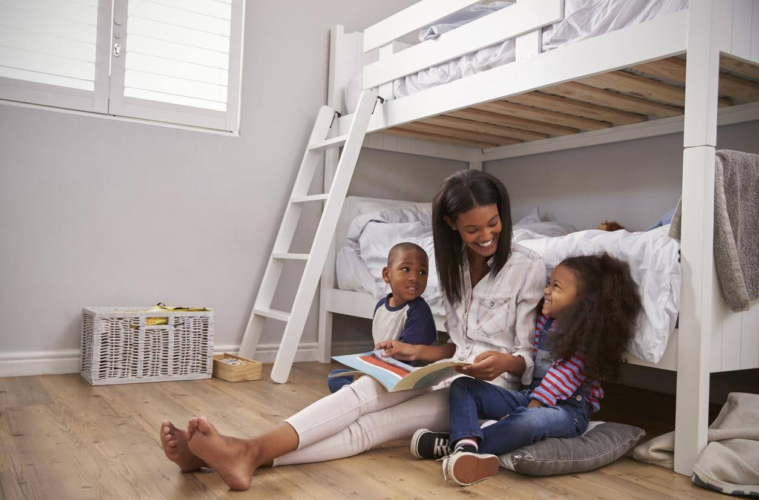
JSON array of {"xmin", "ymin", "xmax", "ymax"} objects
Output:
[{"xmin": 433, "ymin": 437, "xmax": 449, "ymax": 458}]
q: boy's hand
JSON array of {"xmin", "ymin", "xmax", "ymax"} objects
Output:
[
  {"xmin": 374, "ymin": 340, "xmax": 418, "ymax": 361},
  {"xmin": 454, "ymin": 351, "xmax": 511, "ymax": 381}
]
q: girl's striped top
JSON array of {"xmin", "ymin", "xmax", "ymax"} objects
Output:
[{"xmin": 530, "ymin": 314, "xmax": 603, "ymax": 412}]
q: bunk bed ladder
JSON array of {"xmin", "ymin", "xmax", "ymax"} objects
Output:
[{"xmin": 237, "ymin": 90, "xmax": 379, "ymax": 383}]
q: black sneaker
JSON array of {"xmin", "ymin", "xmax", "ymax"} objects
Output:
[{"xmin": 410, "ymin": 428, "xmax": 450, "ymax": 459}]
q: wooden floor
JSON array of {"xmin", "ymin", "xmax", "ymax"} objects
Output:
[{"xmin": 0, "ymin": 363, "xmax": 725, "ymax": 500}]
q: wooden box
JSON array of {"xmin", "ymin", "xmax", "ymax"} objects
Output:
[{"xmin": 212, "ymin": 353, "xmax": 262, "ymax": 382}]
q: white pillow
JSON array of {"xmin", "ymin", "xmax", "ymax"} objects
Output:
[{"xmin": 518, "ymin": 225, "xmax": 681, "ymax": 364}]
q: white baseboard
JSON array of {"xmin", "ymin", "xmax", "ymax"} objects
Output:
[{"xmin": 0, "ymin": 341, "xmax": 375, "ymax": 378}]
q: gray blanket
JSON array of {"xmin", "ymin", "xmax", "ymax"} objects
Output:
[
  {"xmin": 633, "ymin": 393, "xmax": 759, "ymax": 496},
  {"xmin": 670, "ymin": 150, "xmax": 759, "ymax": 312}
]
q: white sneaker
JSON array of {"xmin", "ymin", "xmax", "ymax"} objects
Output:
[{"xmin": 441, "ymin": 450, "xmax": 500, "ymax": 486}]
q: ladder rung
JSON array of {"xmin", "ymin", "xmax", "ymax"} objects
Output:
[
  {"xmin": 272, "ymin": 253, "xmax": 309, "ymax": 260},
  {"xmin": 290, "ymin": 194, "xmax": 329, "ymax": 204},
  {"xmin": 253, "ymin": 308, "xmax": 291, "ymax": 322},
  {"xmin": 308, "ymin": 135, "xmax": 348, "ymax": 152}
]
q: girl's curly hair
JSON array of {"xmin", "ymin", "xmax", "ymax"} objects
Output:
[{"xmin": 549, "ymin": 253, "xmax": 642, "ymax": 381}]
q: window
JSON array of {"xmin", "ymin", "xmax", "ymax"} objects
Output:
[{"xmin": 0, "ymin": 0, "xmax": 245, "ymax": 132}]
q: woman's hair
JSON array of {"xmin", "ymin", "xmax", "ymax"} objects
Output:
[
  {"xmin": 432, "ymin": 170, "xmax": 512, "ymax": 305},
  {"xmin": 549, "ymin": 253, "xmax": 642, "ymax": 381}
]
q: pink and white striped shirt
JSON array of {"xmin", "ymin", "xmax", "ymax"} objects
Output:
[{"xmin": 530, "ymin": 314, "xmax": 603, "ymax": 412}]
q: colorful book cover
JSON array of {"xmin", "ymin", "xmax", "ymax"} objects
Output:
[{"xmin": 331, "ymin": 350, "xmax": 470, "ymax": 392}]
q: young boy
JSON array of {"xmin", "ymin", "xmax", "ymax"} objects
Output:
[{"xmin": 328, "ymin": 242, "xmax": 438, "ymax": 392}]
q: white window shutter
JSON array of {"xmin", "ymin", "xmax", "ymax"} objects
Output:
[
  {"xmin": 109, "ymin": 0, "xmax": 244, "ymax": 132},
  {"xmin": 0, "ymin": 0, "xmax": 112, "ymax": 113}
]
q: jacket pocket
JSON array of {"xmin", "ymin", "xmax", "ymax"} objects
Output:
[{"xmin": 476, "ymin": 296, "xmax": 510, "ymax": 338}]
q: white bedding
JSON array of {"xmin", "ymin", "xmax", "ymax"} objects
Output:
[
  {"xmin": 336, "ymin": 201, "xmax": 681, "ymax": 364},
  {"xmin": 345, "ymin": 0, "xmax": 689, "ymax": 113}
]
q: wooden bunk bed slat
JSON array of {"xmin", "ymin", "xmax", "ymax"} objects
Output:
[
  {"xmin": 632, "ymin": 57, "xmax": 687, "ymax": 85},
  {"xmin": 447, "ymin": 108, "xmax": 579, "ymax": 136},
  {"xmin": 506, "ymin": 92, "xmax": 648, "ymax": 126},
  {"xmin": 423, "ymin": 115, "xmax": 549, "ymax": 142},
  {"xmin": 476, "ymin": 100, "xmax": 613, "ymax": 131},
  {"xmin": 635, "ymin": 57, "xmax": 759, "ymax": 103},
  {"xmin": 720, "ymin": 56, "xmax": 759, "ymax": 81},
  {"xmin": 540, "ymin": 81, "xmax": 684, "ymax": 119},
  {"xmin": 398, "ymin": 121, "xmax": 522, "ymax": 146},
  {"xmin": 718, "ymin": 72, "xmax": 759, "ymax": 103},
  {"xmin": 381, "ymin": 127, "xmax": 499, "ymax": 149},
  {"xmin": 581, "ymin": 70, "xmax": 733, "ymax": 108}
]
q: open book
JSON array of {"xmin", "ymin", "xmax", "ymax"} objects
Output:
[{"xmin": 331, "ymin": 350, "xmax": 470, "ymax": 392}]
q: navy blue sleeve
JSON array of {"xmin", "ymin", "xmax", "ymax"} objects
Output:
[{"xmin": 398, "ymin": 298, "xmax": 438, "ymax": 345}]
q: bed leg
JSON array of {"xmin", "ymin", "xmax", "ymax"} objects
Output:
[{"xmin": 675, "ymin": 0, "xmax": 721, "ymax": 477}]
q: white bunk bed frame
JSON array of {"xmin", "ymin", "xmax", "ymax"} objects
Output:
[{"xmin": 316, "ymin": 0, "xmax": 759, "ymax": 476}]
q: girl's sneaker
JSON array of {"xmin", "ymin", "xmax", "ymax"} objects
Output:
[
  {"xmin": 410, "ymin": 429, "xmax": 450, "ymax": 459},
  {"xmin": 441, "ymin": 451, "xmax": 500, "ymax": 486}
]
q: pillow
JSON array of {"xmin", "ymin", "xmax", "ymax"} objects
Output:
[{"xmin": 499, "ymin": 422, "xmax": 646, "ymax": 476}]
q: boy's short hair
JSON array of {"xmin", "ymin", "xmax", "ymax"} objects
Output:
[{"xmin": 388, "ymin": 242, "xmax": 428, "ymax": 266}]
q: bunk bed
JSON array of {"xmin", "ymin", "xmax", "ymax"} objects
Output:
[{"xmin": 314, "ymin": 0, "xmax": 759, "ymax": 477}]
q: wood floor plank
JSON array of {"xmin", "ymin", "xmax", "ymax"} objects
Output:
[
  {"xmin": 38, "ymin": 375, "xmax": 218, "ymax": 500},
  {"xmin": 0, "ymin": 377, "xmax": 53, "ymax": 409},
  {"xmin": 0, "ymin": 365, "xmax": 728, "ymax": 500}
]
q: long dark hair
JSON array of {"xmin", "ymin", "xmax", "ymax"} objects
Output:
[
  {"xmin": 549, "ymin": 253, "xmax": 642, "ymax": 381},
  {"xmin": 432, "ymin": 170, "xmax": 512, "ymax": 305}
]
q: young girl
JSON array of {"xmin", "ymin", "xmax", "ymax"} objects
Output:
[
  {"xmin": 412, "ymin": 253, "xmax": 642, "ymax": 486},
  {"xmin": 159, "ymin": 170, "xmax": 546, "ymax": 491}
]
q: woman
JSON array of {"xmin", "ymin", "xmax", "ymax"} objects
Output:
[{"xmin": 159, "ymin": 170, "xmax": 546, "ymax": 490}]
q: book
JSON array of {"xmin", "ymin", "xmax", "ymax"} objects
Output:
[{"xmin": 331, "ymin": 350, "xmax": 470, "ymax": 392}]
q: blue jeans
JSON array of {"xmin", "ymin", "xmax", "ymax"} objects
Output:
[
  {"xmin": 448, "ymin": 377, "xmax": 591, "ymax": 456},
  {"xmin": 327, "ymin": 369, "xmax": 354, "ymax": 393}
]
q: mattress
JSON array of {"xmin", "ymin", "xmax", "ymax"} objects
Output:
[
  {"xmin": 334, "ymin": 197, "xmax": 681, "ymax": 364},
  {"xmin": 345, "ymin": 0, "xmax": 689, "ymax": 113}
]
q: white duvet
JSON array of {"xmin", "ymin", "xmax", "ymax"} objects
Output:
[{"xmin": 337, "ymin": 206, "xmax": 681, "ymax": 364}]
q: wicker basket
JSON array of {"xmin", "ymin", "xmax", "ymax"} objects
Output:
[{"xmin": 80, "ymin": 307, "xmax": 214, "ymax": 385}]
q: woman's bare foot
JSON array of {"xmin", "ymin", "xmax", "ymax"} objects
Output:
[
  {"xmin": 160, "ymin": 420, "xmax": 208, "ymax": 472},
  {"xmin": 187, "ymin": 416, "xmax": 261, "ymax": 491}
]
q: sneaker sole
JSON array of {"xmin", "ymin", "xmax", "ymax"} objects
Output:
[
  {"xmin": 410, "ymin": 428, "xmax": 430, "ymax": 459},
  {"xmin": 451, "ymin": 454, "xmax": 500, "ymax": 486}
]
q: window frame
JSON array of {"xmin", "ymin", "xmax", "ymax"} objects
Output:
[{"xmin": 0, "ymin": 0, "xmax": 245, "ymax": 133}]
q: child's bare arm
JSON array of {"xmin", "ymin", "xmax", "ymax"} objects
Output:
[{"xmin": 375, "ymin": 340, "xmax": 456, "ymax": 363}]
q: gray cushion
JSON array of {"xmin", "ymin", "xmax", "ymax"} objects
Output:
[{"xmin": 499, "ymin": 422, "xmax": 646, "ymax": 476}]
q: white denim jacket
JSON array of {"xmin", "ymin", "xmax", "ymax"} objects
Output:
[{"xmin": 444, "ymin": 243, "xmax": 546, "ymax": 390}]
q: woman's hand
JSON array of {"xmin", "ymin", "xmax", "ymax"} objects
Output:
[
  {"xmin": 455, "ymin": 351, "xmax": 519, "ymax": 381},
  {"xmin": 375, "ymin": 340, "xmax": 419, "ymax": 361}
]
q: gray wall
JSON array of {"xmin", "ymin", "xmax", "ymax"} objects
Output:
[
  {"xmin": 488, "ymin": 121, "xmax": 759, "ymax": 232},
  {"xmin": 0, "ymin": 0, "xmax": 436, "ymax": 357},
  {"xmin": 1, "ymin": 0, "xmax": 757, "ymax": 378}
]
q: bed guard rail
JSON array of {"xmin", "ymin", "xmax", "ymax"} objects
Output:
[{"xmin": 362, "ymin": 0, "xmax": 565, "ymax": 91}]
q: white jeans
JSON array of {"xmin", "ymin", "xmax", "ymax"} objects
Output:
[{"xmin": 273, "ymin": 375, "xmax": 450, "ymax": 466}]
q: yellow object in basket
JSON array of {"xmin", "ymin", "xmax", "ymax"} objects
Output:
[{"xmin": 144, "ymin": 303, "xmax": 210, "ymax": 325}]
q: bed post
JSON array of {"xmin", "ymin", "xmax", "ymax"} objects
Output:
[{"xmin": 674, "ymin": 0, "xmax": 721, "ymax": 476}]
